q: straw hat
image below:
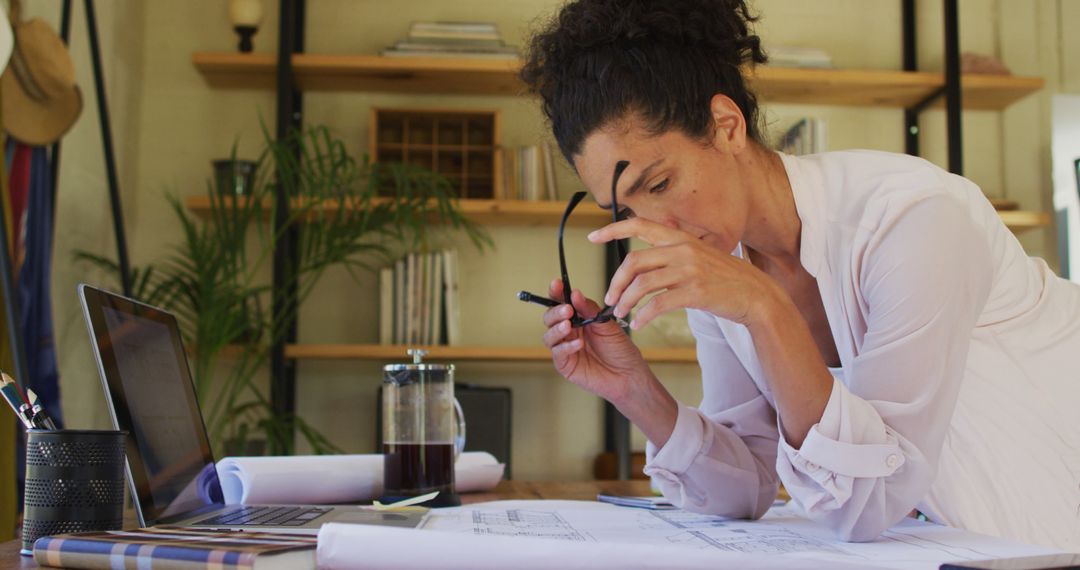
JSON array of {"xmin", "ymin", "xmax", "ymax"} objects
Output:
[
  {"xmin": 0, "ymin": 9, "xmax": 12, "ymax": 74},
  {"xmin": 1, "ymin": 18, "xmax": 82, "ymax": 145}
]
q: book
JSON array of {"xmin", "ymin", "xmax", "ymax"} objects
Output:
[
  {"xmin": 499, "ymin": 145, "xmax": 559, "ymax": 201},
  {"xmin": 405, "ymin": 252, "xmax": 417, "ymax": 344},
  {"xmin": 767, "ymin": 45, "xmax": 833, "ymax": 68},
  {"xmin": 379, "ymin": 267, "xmax": 394, "ymax": 345},
  {"xmin": 776, "ymin": 117, "xmax": 827, "ymax": 155},
  {"xmin": 542, "ymin": 142, "xmax": 558, "ymax": 201},
  {"xmin": 596, "ymin": 494, "xmax": 677, "ymax": 510},
  {"xmin": 409, "ymin": 21, "xmax": 499, "ymax": 35},
  {"xmin": 420, "ymin": 252, "xmax": 434, "ymax": 345},
  {"xmin": 443, "ymin": 249, "xmax": 462, "ymax": 346},
  {"xmin": 33, "ymin": 527, "xmax": 315, "ymax": 570},
  {"xmin": 391, "ymin": 41, "xmax": 517, "ymax": 54},
  {"xmin": 394, "ymin": 258, "xmax": 406, "ymax": 344},
  {"xmin": 412, "ymin": 252, "xmax": 426, "ymax": 344},
  {"xmin": 408, "ymin": 21, "xmax": 501, "ymax": 42},
  {"xmin": 431, "ymin": 253, "xmax": 444, "ymax": 347},
  {"xmin": 380, "ymin": 49, "xmax": 518, "ymax": 60}
]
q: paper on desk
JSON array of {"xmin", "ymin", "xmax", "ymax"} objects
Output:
[
  {"xmin": 317, "ymin": 500, "xmax": 1060, "ymax": 570},
  {"xmin": 317, "ymin": 522, "xmax": 868, "ymax": 570},
  {"xmin": 217, "ymin": 451, "xmax": 504, "ymax": 505}
]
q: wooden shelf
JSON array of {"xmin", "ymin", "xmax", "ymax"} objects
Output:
[
  {"xmin": 285, "ymin": 343, "xmax": 698, "ymax": 364},
  {"xmin": 997, "ymin": 210, "xmax": 1053, "ymax": 233},
  {"xmin": 184, "ymin": 195, "xmax": 603, "ymax": 226},
  {"xmin": 185, "ymin": 195, "xmax": 1050, "ymax": 232},
  {"xmin": 192, "ymin": 52, "xmax": 1043, "ymax": 110}
]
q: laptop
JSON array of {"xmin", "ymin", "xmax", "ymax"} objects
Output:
[{"xmin": 79, "ymin": 284, "xmax": 427, "ymax": 534}]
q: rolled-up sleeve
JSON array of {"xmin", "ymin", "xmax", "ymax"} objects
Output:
[
  {"xmin": 776, "ymin": 192, "xmax": 994, "ymax": 541},
  {"xmin": 644, "ymin": 308, "xmax": 780, "ymax": 520}
]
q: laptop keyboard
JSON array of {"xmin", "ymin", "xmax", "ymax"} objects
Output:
[{"xmin": 193, "ymin": 506, "xmax": 332, "ymax": 527}]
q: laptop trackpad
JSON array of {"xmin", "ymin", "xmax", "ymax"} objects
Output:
[{"xmin": 331, "ymin": 509, "xmax": 426, "ymax": 529}]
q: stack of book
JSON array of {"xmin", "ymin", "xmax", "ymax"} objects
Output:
[
  {"xmin": 499, "ymin": 143, "xmax": 559, "ymax": 201},
  {"xmin": 777, "ymin": 117, "xmax": 828, "ymax": 156},
  {"xmin": 379, "ymin": 250, "xmax": 462, "ymax": 347},
  {"xmin": 382, "ymin": 21, "xmax": 518, "ymax": 59},
  {"xmin": 33, "ymin": 528, "xmax": 316, "ymax": 570}
]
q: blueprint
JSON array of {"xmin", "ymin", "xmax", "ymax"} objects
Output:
[{"xmin": 418, "ymin": 500, "xmax": 1058, "ymax": 570}]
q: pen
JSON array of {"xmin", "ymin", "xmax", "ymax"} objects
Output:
[
  {"xmin": 517, "ymin": 290, "xmax": 562, "ymax": 308},
  {"xmin": 27, "ymin": 389, "xmax": 57, "ymax": 430}
]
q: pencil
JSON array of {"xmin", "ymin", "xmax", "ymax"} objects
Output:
[{"xmin": 1, "ymin": 372, "xmax": 33, "ymax": 429}]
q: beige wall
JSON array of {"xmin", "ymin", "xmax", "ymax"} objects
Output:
[
  {"xmin": 18, "ymin": 0, "xmax": 147, "ymax": 431},
  {"xmin": 26, "ymin": 0, "xmax": 1080, "ymax": 480}
]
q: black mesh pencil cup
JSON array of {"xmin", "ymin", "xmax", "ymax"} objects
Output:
[{"xmin": 21, "ymin": 429, "xmax": 127, "ymax": 555}]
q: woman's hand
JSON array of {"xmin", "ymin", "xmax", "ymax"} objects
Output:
[
  {"xmin": 588, "ymin": 218, "xmax": 778, "ymax": 330},
  {"xmin": 541, "ymin": 278, "xmax": 651, "ymax": 406}
]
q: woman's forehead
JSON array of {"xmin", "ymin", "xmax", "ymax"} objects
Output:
[{"xmin": 575, "ymin": 127, "xmax": 687, "ymax": 190}]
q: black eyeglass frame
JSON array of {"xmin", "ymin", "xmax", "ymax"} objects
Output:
[{"xmin": 556, "ymin": 160, "xmax": 630, "ymax": 328}]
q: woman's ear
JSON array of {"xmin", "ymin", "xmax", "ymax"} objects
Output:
[{"xmin": 709, "ymin": 94, "xmax": 748, "ymax": 154}]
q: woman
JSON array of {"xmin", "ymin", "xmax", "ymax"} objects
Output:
[{"xmin": 522, "ymin": 0, "xmax": 1080, "ymax": 550}]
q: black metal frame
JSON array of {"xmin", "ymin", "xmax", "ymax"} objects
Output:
[
  {"xmin": 268, "ymin": 0, "xmax": 305, "ymax": 453},
  {"xmin": 0, "ymin": 0, "xmax": 132, "ymax": 394},
  {"xmin": 903, "ymin": 0, "xmax": 964, "ymax": 175},
  {"xmin": 604, "ymin": 239, "xmax": 631, "ymax": 480}
]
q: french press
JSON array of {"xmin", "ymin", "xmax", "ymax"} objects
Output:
[{"xmin": 381, "ymin": 349, "xmax": 465, "ymax": 507}]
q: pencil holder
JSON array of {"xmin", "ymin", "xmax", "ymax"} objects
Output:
[{"xmin": 20, "ymin": 429, "xmax": 127, "ymax": 555}]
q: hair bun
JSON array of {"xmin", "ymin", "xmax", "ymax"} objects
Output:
[
  {"xmin": 522, "ymin": 0, "xmax": 769, "ymax": 162},
  {"xmin": 559, "ymin": 0, "xmax": 766, "ymax": 69}
]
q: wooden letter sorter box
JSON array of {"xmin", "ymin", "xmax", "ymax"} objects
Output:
[{"xmin": 370, "ymin": 108, "xmax": 501, "ymax": 199}]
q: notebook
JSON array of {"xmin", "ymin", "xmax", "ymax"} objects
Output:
[{"xmin": 78, "ymin": 284, "xmax": 427, "ymax": 535}]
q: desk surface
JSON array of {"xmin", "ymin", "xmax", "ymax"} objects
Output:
[{"xmin": 0, "ymin": 480, "xmax": 651, "ymax": 569}]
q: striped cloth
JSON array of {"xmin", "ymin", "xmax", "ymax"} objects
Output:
[{"xmin": 33, "ymin": 527, "xmax": 316, "ymax": 569}]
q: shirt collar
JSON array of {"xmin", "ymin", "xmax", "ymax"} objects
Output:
[{"xmin": 777, "ymin": 151, "xmax": 828, "ymax": 278}]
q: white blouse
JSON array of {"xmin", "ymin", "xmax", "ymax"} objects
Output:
[{"xmin": 643, "ymin": 150, "xmax": 1080, "ymax": 551}]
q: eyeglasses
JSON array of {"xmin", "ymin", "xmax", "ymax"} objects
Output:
[{"xmin": 557, "ymin": 160, "xmax": 631, "ymax": 327}]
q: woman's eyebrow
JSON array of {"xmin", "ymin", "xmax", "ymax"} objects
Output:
[{"xmin": 597, "ymin": 158, "xmax": 664, "ymax": 209}]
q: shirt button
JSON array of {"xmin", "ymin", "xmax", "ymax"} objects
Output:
[
  {"xmin": 886, "ymin": 454, "xmax": 901, "ymax": 468},
  {"xmin": 805, "ymin": 461, "xmax": 819, "ymax": 472}
]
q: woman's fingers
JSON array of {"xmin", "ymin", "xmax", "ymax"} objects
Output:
[
  {"xmin": 571, "ymin": 288, "xmax": 602, "ymax": 318},
  {"xmin": 613, "ymin": 265, "xmax": 687, "ymax": 319},
  {"xmin": 587, "ymin": 218, "xmax": 693, "ymax": 247},
  {"xmin": 548, "ymin": 277, "xmax": 565, "ymax": 300},
  {"xmin": 543, "ymin": 303, "xmax": 574, "ymax": 328},
  {"xmin": 630, "ymin": 288, "xmax": 688, "ymax": 330},
  {"xmin": 551, "ymin": 337, "xmax": 583, "ymax": 362},
  {"xmin": 543, "ymin": 319, "xmax": 574, "ymax": 348},
  {"xmin": 603, "ymin": 245, "xmax": 678, "ymax": 307}
]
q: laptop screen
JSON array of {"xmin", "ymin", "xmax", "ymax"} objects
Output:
[{"xmin": 80, "ymin": 285, "xmax": 224, "ymax": 525}]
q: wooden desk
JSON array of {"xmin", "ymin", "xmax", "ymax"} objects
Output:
[{"xmin": 0, "ymin": 480, "xmax": 652, "ymax": 569}]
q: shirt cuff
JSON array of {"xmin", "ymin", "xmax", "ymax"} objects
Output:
[
  {"xmin": 644, "ymin": 404, "xmax": 708, "ymax": 477},
  {"xmin": 779, "ymin": 377, "xmax": 905, "ymax": 479}
]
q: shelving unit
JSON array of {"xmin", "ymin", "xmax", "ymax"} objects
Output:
[
  {"xmin": 196, "ymin": 0, "xmax": 1050, "ymax": 479},
  {"xmin": 192, "ymin": 52, "xmax": 1043, "ymax": 111}
]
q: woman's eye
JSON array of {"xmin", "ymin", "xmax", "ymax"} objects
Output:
[{"xmin": 649, "ymin": 179, "xmax": 669, "ymax": 194}]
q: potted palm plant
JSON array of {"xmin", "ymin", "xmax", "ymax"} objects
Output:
[{"xmin": 78, "ymin": 123, "xmax": 488, "ymax": 455}]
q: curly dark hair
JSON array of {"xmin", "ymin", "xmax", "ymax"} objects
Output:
[{"xmin": 521, "ymin": 0, "xmax": 768, "ymax": 164}]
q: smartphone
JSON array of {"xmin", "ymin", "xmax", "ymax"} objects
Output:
[{"xmin": 940, "ymin": 554, "xmax": 1080, "ymax": 570}]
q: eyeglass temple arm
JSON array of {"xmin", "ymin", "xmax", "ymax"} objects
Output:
[
  {"xmin": 611, "ymin": 161, "xmax": 630, "ymax": 260},
  {"xmin": 559, "ymin": 191, "xmax": 589, "ymax": 308}
]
